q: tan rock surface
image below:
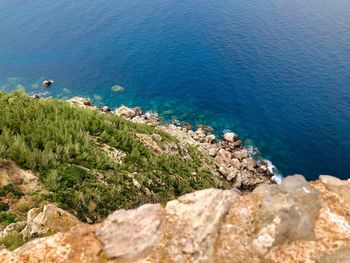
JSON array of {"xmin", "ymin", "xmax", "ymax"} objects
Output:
[
  {"xmin": 21, "ymin": 204, "xmax": 80, "ymax": 239},
  {"xmin": 1, "ymin": 176, "xmax": 350, "ymax": 263}
]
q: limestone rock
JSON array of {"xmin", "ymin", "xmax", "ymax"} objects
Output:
[
  {"xmin": 2, "ymin": 176, "xmax": 350, "ymax": 263},
  {"xmin": 223, "ymin": 132, "xmax": 237, "ymax": 142},
  {"xmin": 243, "ymin": 157, "xmax": 257, "ymax": 171},
  {"xmin": 214, "ymin": 149, "xmax": 232, "ymax": 167},
  {"xmin": 67, "ymin": 97, "xmax": 94, "ymax": 108},
  {"xmin": 205, "ymin": 134, "xmax": 216, "ymax": 143},
  {"xmin": 115, "ymin": 105, "xmax": 136, "ymax": 118},
  {"xmin": 96, "ymin": 204, "xmax": 165, "ymax": 261},
  {"xmin": 230, "ymin": 158, "xmax": 242, "ymax": 170},
  {"xmin": 232, "ymin": 149, "xmax": 248, "ymax": 160},
  {"xmin": 21, "ymin": 204, "xmax": 79, "ymax": 239},
  {"xmin": 161, "ymin": 189, "xmax": 239, "ymax": 262},
  {"xmin": 208, "ymin": 147, "xmax": 219, "ymax": 157},
  {"xmin": 101, "ymin": 106, "xmax": 110, "ymax": 112},
  {"xmin": 0, "ymin": 225, "xmax": 102, "ymax": 263},
  {"xmin": 0, "ymin": 222, "xmax": 26, "ymax": 239}
]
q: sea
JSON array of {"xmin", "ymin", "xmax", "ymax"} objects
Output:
[{"xmin": 0, "ymin": 0, "xmax": 349, "ymax": 180}]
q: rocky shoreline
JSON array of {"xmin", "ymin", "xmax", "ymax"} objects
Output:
[{"xmin": 67, "ymin": 96, "xmax": 281, "ymax": 192}]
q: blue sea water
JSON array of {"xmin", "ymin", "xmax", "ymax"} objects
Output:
[{"xmin": 0, "ymin": 0, "xmax": 349, "ymax": 180}]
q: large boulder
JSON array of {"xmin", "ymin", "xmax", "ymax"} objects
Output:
[
  {"xmin": 115, "ymin": 105, "xmax": 136, "ymax": 119},
  {"xmin": 223, "ymin": 132, "xmax": 237, "ymax": 142},
  {"xmin": 96, "ymin": 204, "xmax": 165, "ymax": 260},
  {"xmin": 232, "ymin": 149, "xmax": 248, "ymax": 160},
  {"xmin": 21, "ymin": 204, "xmax": 79, "ymax": 239},
  {"xmin": 214, "ymin": 149, "xmax": 232, "ymax": 167},
  {"xmin": 2, "ymin": 176, "xmax": 350, "ymax": 263}
]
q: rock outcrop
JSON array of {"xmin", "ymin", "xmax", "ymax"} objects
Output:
[
  {"xmin": 1, "ymin": 175, "xmax": 350, "ymax": 263},
  {"xmin": 21, "ymin": 204, "xmax": 79, "ymax": 240}
]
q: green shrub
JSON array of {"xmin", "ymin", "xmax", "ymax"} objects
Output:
[
  {"xmin": 0, "ymin": 202, "xmax": 9, "ymax": 211},
  {"xmin": 0, "ymin": 212, "xmax": 17, "ymax": 225},
  {"xmin": 0, "ymin": 233, "xmax": 25, "ymax": 250},
  {"xmin": 0, "ymin": 184, "xmax": 24, "ymax": 199}
]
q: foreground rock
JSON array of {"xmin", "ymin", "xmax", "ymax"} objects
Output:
[
  {"xmin": 21, "ymin": 204, "xmax": 79, "ymax": 240},
  {"xmin": 1, "ymin": 175, "xmax": 350, "ymax": 262}
]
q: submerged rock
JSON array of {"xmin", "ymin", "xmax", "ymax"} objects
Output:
[{"xmin": 42, "ymin": 80, "xmax": 53, "ymax": 87}]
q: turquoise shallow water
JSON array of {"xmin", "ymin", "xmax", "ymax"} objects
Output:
[{"xmin": 0, "ymin": 0, "xmax": 349, "ymax": 179}]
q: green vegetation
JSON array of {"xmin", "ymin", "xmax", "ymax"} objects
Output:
[
  {"xmin": 0, "ymin": 212, "xmax": 17, "ymax": 225},
  {"xmin": 0, "ymin": 90, "xmax": 230, "ymax": 222},
  {"xmin": 0, "ymin": 202, "xmax": 9, "ymax": 212},
  {"xmin": 0, "ymin": 233, "xmax": 25, "ymax": 251},
  {"xmin": 0, "ymin": 184, "xmax": 24, "ymax": 199}
]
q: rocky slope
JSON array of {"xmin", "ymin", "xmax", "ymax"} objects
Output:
[
  {"xmin": 1, "ymin": 174, "xmax": 349, "ymax": 262},
  {"xmin": 0, "ymin": 91, "xmax": 275, "ymax": 250}
]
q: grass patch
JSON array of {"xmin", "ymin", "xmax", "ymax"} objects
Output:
[{"xmin": 0, "ymin": 233, "xmax": 25, "ymax": 251}]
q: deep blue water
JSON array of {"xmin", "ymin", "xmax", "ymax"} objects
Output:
[{"xmin": 0, "ymin": 0, "xmax": 349, "ymax": 180}]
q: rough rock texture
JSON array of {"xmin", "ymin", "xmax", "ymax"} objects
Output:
[
  {"xmin": 21, "ymin": 204, "xmax": 79, "ymax": 240},
  {"xmin": 1, "ymin": 175, "xmax": 350, "ymax": 263},
  {"xmin": 0, "ymin": 160, "xmax": 42, "ymax": 193},
  {"xmin": 96, "ymin": 204, "xmax": 165, "ymax": 261}
]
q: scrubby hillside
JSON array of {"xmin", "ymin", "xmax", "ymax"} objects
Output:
[{"xmin": 0, "ymin": 90, "xmax": 230, "ymax": 227}]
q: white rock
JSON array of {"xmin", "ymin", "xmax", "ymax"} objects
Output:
[
  {"xmin": 115, "ymin": 105, "xmax": 136, "ymax": 118},
  {"xmin": 223, "ymin": 132, "xmax": 237, "ymax": 142}
]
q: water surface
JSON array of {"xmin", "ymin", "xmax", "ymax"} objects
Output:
[{"xmin": 1, "ymin": 0, "xmax": 349, "ymax": 179}]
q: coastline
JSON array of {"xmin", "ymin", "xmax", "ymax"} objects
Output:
[{"xmin": 67, "ymin": 96, "xmax": 282, "ymax": 190}]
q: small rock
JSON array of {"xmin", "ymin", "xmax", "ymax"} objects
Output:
[
  {"xmin": 42, "ymin": 80, "xmax": 53, "ymax": 87},
  {"xmin": 101, "ymin": 106, "xmax": 110, "ymax": 112},
  {"xmin": 257, "ymin": 164, "xmax": 268, "ymax": 173},
  {"xmin": 219, "ymin": 166, "xmax": 229, "ymax": 176},
  {"xmin": 182, "ymin": 123, "xmax": 192, "ymax": 131},
  {"xmin": 205, "ymin": 134, "xmax": 216, "ymax": 143},
  {"xmin": 144, "ymin": 112, "xmax": 151, "ymax": 119},
  {"xmin": 233, "ymin": 173, "xmax": 242, "ymax": 188},
  {"xmin": 172, "ymin": 119, "xmax": 180, "ymax": 126},
  {"xmin": 243, "ymin": 158, "xmax": 257, "ymax": 171},
  {"xmin": 226, "ymin": 172, "xmax": 236, "ymax": 181},
  {"xmin": 31, "ymin": 94, "xmax": 40, "ymax": 99},
  {"xmin": 232, "ymin": 149, "xmax": 248, "ymax": 160},
  {"xmin": 134, "ymin": 107, "xmax": 142, "ymax": 116},
  {"xmin": 230, "ymin": 158, "xmax": 242, "ymax": 170},
  {"xmin": 133, "ymin": 179, "xmax": 142, "ymax": 189},
  {"xmin": 208, "ymin": 148, "xmax": 219, "ymax": 157},
  {"xmin": 83, "ymin": 99, "xmax": 91, "ymax": 106},
  {"xmin": 188, "ymin": 130, "xmax": 195, "ymax": 137},
  {"xmin": 21, "ymin": 204, "xmax": 79, "ymax": 240},
  {"xmin": 223, "ymin": 132, "xmax": 237, "ymax": 142}
]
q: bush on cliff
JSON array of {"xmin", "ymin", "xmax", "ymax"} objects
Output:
[{"xmin": 0, "ymin": 90, "xmax": 230, "ymax": 222}]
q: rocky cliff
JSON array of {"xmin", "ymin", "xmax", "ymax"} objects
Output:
[{"xmin": 1, "ymin": 174, "xmax": 349, "ymax": 263}]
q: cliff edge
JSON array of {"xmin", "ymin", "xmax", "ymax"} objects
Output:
[{"xmin": 1, "ymin": 175, "xmax": 350, "ymax": 262}]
